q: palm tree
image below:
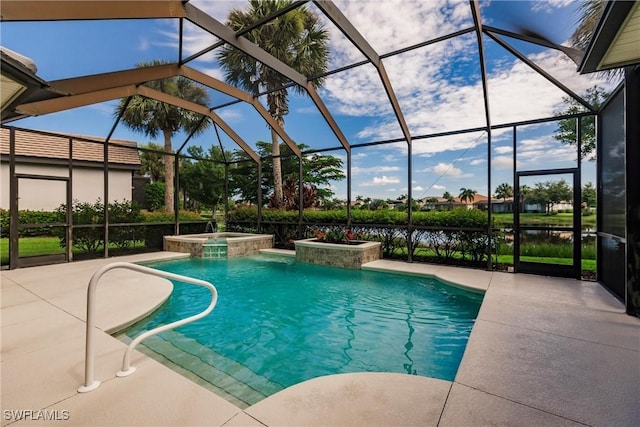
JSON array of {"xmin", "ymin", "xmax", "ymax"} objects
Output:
[
  {"xmin": 495, "ymin": 183, "xmax": 514, "ymax": 202},
  {"xmin": 138, "ymin": 142, "xmax": 166, "ymax": 183},
  {"xmin": 115, "ymin": 60, "xmax": 210, "ymax": 213},
  {"xmin": 570, "ymin": 0, "xmax": 606, "ymax": 50},
  {"xmin": 518, "ymin": 184, "xmax": 532, "ymax": 212},
  {"xmin": 459, "ymin": 188, "xmax": 477, "ymax": 204},
  {"xmin": 217, "ymin": 0, "xmax": 329, "ymax": 208}
]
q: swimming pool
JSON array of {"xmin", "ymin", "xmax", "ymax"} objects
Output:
[{"xmin": 117, "ymin": 255, "xmax": 483, "ymax": 407}]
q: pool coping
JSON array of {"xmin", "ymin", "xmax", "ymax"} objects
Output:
[{"xmin": 2, "ymin": 251, "xmax": 638, "ymax": 426}]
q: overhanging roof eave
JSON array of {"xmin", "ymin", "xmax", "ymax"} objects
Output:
[{"xmin": 579, "ymin": 0, "xmax": 637, "ymax": 73}]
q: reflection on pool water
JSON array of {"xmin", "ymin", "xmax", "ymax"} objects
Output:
[{"xmin": 117, "ymin": 255, "xmax": 483, "ymax": 407}]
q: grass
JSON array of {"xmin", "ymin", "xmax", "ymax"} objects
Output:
[
  {"xmin": 0, "ymin": 236, "xmax": 65, "ymax": 264},
  {"xmin": 498, "ymin": 242, "xmax": 596, "ymax": 259},
  {"xmin": 492, "ymin": 212, "xmax": 596, "ymax": 228},
  {"xmin": 407, "ymin": 245, "xmax": 596, "ymax": 272},
  {"xmin": 0, "ymin": 237, "xmax": 146, "ymax": 266},
  {"xmin": 495, "ymin": 255, "xmax": 596, "ymax": 271}
]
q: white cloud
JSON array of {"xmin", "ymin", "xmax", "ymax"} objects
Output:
[
  {"xmin": 154, "ymin": 0, "xmax": 616, "ymax": 162},
  {"xmin": 493, "ymin": 156, "xmax": 517, "ymax": 170},
  {"xmin": 470, "ymin": 159, "xmax": 485, "ymax": 166},
  {"xmin": 517, "ymin": 136, "xmax": 577, "ymax": 165},
  {"xmin": 328, "ymin": 0, "xmax": 471, "ymax": 66},
  {"xmin": 531, "ymin": 0, "xmax": 574, "ymax": 14},
  {"xmin": 352, "ymin": 165, "xmax": 401, "ymax": 175},
  {"xmin": 138, "ymin": 37, "xmax": 150, "ymax": 51},
  {"xmin": 494, "ymin": 146, "xmax": 513, "ymax": 154},
  {"xmin": 432, "ymin": 184, "xmax": 446, "ymax": 190},
  {"xmin": 360, "ymin": 175, "xmax": 401, "ymax": 186},
  {"xmin": 195, "ymin": 67, "xmax": 225, "ymax": 81},
  {"xmin": 296, "ymin": 106, "xmax": 319, "ymax": 114},
  {"xmin": 320, "ymin": 4, "xmax": 616, "ymax": 152},
  {"xmin": 429, "ymin": 162, "xmax": 463, "ymax": 177},
  {"xmin": 189, "ymin": 0, "xmax": 240, "ymax": 22},
  {"xmin": 413, "ymin": 185, "xmax": 425, "ymax": 192},
  {"xmin": 217, "ymin": 108, "xmax": 243, "ymax": 122}
]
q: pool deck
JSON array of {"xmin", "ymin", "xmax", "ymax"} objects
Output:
[{"xmin": 1, "ymin": 251, "xmax": 639, "ymax": 426}]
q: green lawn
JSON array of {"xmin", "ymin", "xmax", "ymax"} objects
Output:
[
  {"xmin": 0, "ymin": 237, "xmax": 146, "ymax": 265},
  {"xmin": 492, "ymin": 212, "xmax": 596, "ymax": 228},
  {"xmin": 409, "ymin": 246, "xmax": 596, "ymax": 272},
  {"xmin": 495, "ymin": 255, "xmax": 596, "ymax": 271},
  {"xmin": 0, "ymin": 236, "xmax": 65, "ymax": 264}
]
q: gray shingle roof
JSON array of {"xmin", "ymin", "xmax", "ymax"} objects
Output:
[{"xmin": 0, "ymin": 128, "xmax": 141, "ymax": 166}]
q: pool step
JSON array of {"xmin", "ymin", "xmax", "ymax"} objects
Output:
[{"xmin": 138, "ymin": 330, "xmax": 283, "ymax": 408}]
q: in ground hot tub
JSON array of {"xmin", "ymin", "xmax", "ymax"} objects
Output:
[{"xmin": 164, "ymin": 233, "xmax": 274, "ymax": 258}]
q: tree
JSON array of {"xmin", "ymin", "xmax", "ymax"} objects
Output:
[
  {"xmin": 554, "ymin": 86, "xmax": 608, "ymax": 161},
  {"xmin": 526, "ymin": 180, "xmax": 572, "ymax": 215},
  {"xmin": 443, "ymin": 191, "xmax": 454, "ymax": 202},
  {"xmin": 517, "ymin": 184, "xmax": 531, "ymax": 212},
  {"xmin": 230, "ymin": 141, "xmax": 344, "ymax": 207},
  {"xmin": 144, "ymin": 182, "xmax": 165, "ymax": 211},
  {"xmin": 138, "ymin": 142, "xmax": 165, "ymax": 182},
  {"xmin": 271, "ymin": 177, "xmax": 318, "ymax": 210},
  {"xmin": 180, "ymin": 145, "xmax": 228, "ymax": 212},
  {"xmin": 115, "ymin": 60, "xmax": 210, "ymax": 213},
  {"xmin": 570, "ymin": 0, "xmax": 606, "ymax": 51},
  {"xmin": 582, "ymin": 182, "xmax": 596, "ymax": 208},
  {"xmin": 218, "ymin": 0, "xmax": 329, "ymax": 208},
  {"xmin": 459, "ymin": 188, "xmax": 477, "ymax": 204},
  {"xmin": 495, "ymin": 183, "xmax": 514, "ymax": 202},
  {"xmin": 369, "ymin": 199, "xmax": 389, "ymax": 210}
]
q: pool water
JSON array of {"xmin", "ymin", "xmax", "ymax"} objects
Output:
[{"xmin": 118, "ymin": 255, "xmax": 483, "ymax": 407}]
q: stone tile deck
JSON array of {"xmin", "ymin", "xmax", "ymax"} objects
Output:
[{"xmin": 1, "ymin": 253, "xmax": 638, "ymax": 426}]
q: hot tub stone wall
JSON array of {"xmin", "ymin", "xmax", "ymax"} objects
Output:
[
  {"xmin": 164, "ymin": 234, "xmax": 273, "ymax": 258},
  {"xmin": 226, "ymin": 236, "xmax": 273, "ymax": 258},
  {"xmin": 164, "ymin": 239, "xmax": 204, "ymax": 257},
  {"xmin": 294, "ymin": 239, "xmax": 382, "ymax": 269}
]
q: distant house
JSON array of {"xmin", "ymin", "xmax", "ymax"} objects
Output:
[
  {"xmin": 474, "ymin": 197, "xmax": 565, "ymax": 213},
  {"xmin": 0, "ymin": 128, "xmax": 141, "ymax": 211},
  {"xmin": 421, "ymin": 194, "xmax": 489, "ymax": 211},
  {"xmin": 475, "ymin": 197, "xmax": 515, "ymax": 213}
]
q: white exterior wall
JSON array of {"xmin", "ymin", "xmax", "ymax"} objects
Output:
[{"xmin": 0, "ymin": 162, "xmax": 133, "ymax": 211}]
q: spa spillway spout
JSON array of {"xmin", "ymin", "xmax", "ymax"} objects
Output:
[{"xmin": 205, "ymin": 221, "xmax": 217, "ymax": 234}]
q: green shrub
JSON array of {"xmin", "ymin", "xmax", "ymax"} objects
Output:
[
  {"xmin": 0, "ymin": 209, "xmax": 64, "ymax": 237},
  {"xmin": 53, "ymin": 199, "xmax": 147, "ymax": 253},
  {"xmin": 55, "ymin": 200, "xmax": 105, "ymax": 253},
  {"xmin": 141, "ymin": 210, "xmax": 204, "ymax": 222},
  {"xmin": 144, "ymin": 182, "xmax": 165, "ymax": 211},
  {"xmin": 108, "ymin": 200, "xmax": 144, "ymax": 249}
]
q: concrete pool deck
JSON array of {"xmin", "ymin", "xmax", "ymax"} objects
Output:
[{"xmin": 1, "ymin": 252, "xmax": 639, "ymax": 426}]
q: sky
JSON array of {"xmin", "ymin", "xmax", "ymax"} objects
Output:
[{"xmin": 1, "ymin": 0, "xmax": 620, "ymax": 202}]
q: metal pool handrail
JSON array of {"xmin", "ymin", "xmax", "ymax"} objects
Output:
[{"xmin": 77, "ymin": 262, "xmax": 218, "ymax": 393}]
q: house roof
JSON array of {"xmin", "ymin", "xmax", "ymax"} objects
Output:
[
  {"xmin": 580, "ymin": 0, "xmax": 640, "ymax": 73},
  {"xmin": 0, "ymin": 127, "xmax": 141, "ymax": 167},
  {"xmin": 0, "ymin": 46, "xmax": 47, "ymax": 119}
]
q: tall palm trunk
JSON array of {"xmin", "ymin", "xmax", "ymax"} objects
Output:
[
  {"xmin": 268, "ymin": 88, "xmax": 287, "ymax": 209},
  {"xmin": 271, "ymin": 126, "xmax": 284, "ymax": 209},
  {"xmin": 163, "ymin": 128, "xmax": 175, "ymax": 213}
]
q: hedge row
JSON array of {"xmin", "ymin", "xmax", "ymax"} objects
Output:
[
  {"xmin": 227, "ymin": 207, "xmax": 491, "ymax": 263},
  {"xmin": 1, "ymin": 202, "xmax": 206, "ymax": 254},
  {"xmin": 228, "ymin": 206, "xmax": 488, "ymax": 228}
]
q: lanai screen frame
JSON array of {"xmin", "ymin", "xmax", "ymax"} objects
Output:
[{"xmin": 1, "ymin": 0, "xmax": 601, "ymax": 271}]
